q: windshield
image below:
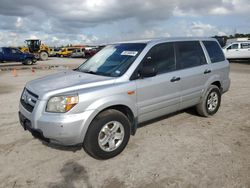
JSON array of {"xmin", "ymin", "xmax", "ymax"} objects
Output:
[{"xmin": 77, "ymin": 43, "xmax": 146, "ymax": 77}]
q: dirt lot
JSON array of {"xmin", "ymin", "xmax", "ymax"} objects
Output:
[
  {"xmin": 0, "ymin": 59, "xmax": 250, "ymax": 188},
  {"xmin": 0, "ymin": 57, "xmax": 83, "ymax": 70}
]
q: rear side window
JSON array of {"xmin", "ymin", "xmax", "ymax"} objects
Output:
[
  {"xmin": 203, "ymin": 41, "xmax": 225, "ymax": 63},
  {"xmin": 241, "ymin": 43, "xmax": 250, "ymax": 49},
  {"xmin": 175, "ymin": 41, "xmax": 207, "ymax": 70}
]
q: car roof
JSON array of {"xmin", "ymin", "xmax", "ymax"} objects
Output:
[{"xmin": 114, "ymin": 37, "xmax": 217, "ymax": 45}]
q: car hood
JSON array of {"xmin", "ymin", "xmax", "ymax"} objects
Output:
[{"xmin": 26, "ymin": 70, "xmax": 116, "ymax": 100}]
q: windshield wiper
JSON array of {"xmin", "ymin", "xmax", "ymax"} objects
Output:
[
  {"xmin": 82, "ymin": 70, "xmax": 98, "ymax": 75},
  {"xmin": 75, "ymin": 69, "xmax": 113, "ymax": 77},
  {"xmin": 74, "ymin": 68, "xmax": 96, "ymax": 74}
]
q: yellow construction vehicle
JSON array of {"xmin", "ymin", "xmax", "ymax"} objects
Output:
[{"xmin": 20, "ymin": 39, "xmax": 51, "ymax": 61}]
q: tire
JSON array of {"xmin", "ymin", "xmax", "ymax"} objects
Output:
[
  {"xmin": 40, "ymin": 51, "xmax": 48, "ymax": 61},
  {"xmin": 196, "ymin": 85, "xmax": 221, "ymax": 117},
  {"xmin": 83, "ymin": 109, "xmax": 131, "ymax": 159},
  {"xmin": 32, "ymin": 59, "xmax": 37, "ymax": 64},
  {"xmin": 23, "ymin": 58, "xmax": 33, "ymax": 65}
]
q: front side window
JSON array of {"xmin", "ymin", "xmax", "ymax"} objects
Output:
[
  {"xmin": 175, "ymin": 41, "xmax": 207, "ymax": 70},
  {"xmin": 143, "ymin": 43, "xmax": 176, "ymax": 74},
  {"xmin": 77, "ymin": 43, "xmax": 146, "ymax": 77},
  {"xmin": 227, "ymin": 44, "xmax": 239, "ymax": 50},
  {"xmin": 11, "ymin": 49, "xmax": 17, "ymax": 54},
  {"xmin": 203, "ymin": 41, "xmax": 225, "ymax": 63}
]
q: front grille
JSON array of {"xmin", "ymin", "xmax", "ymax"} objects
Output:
[{"xmin": 20, "ymin": 88, "xmax": 39, "ymax": 113}]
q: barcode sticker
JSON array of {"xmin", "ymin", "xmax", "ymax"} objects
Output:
[{"xmin": 121, "ymin": 51, "xmax": 138, "ymax": 56}]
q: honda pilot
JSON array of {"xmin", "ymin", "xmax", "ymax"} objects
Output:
[{"xmin": 19, "ymin": 38, "xmax": 230, "ymax": 159}]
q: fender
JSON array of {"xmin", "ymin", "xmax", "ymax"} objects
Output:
[{"xmin": 79, "ymin": 94, "xmax": 137, "ymax": 142}]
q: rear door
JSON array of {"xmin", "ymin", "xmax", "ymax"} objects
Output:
[
  {"xmin": 239, "ymin": 42, "xmax": 250, "ymax": 58},
  {"xmin": 175, "ymin": 41, "xmax": 210, "ymax": 109},
  {"xmin": 135, "ymin": 42, "xmax": 181, "ymax": 123}
]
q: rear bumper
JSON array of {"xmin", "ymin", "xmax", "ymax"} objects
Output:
[{"xmin": 222, "ymin": 78, "xmax": 231, "ymax": 94}]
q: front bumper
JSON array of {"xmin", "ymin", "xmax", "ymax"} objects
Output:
[
  {"xmin": 19, "ymin": 112, "xmax": 50, "ymax": 143},
  {"xmin": 19, "ymin": 101, "xmax": 96, "ymax": 146}
]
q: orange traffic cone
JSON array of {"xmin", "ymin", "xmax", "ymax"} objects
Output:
[
  {"xmin": 31, "ymin": 68, "xmax": 35, "ymax": 75},
  {"xmin": 12, "ymin": 68, "xmax": 17, "ymax": 77}
]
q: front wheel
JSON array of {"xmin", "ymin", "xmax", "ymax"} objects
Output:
[
  {"xmin": 196, "ymin": 85, "xmax": 221, "ymax": 117},
  {"xmin": 83, "ymin": 109, "xmax": 131, "ymax": 159},
  {"xmin": 23, "ymin": 58, "xmax": 33, "ymax": 65}
]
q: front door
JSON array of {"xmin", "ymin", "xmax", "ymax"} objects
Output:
[
  {"xmin": 225, "ymin": 43, "xmax": 241, "ymax": 59},
  {"xmin": 11, "ymin": 48, "xmax": 23, "ymax": 61},
  {"xmin": 135, "ymin": 42, "xmax": 181, "ymax": 123}
]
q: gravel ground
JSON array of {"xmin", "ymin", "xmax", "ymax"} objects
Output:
[
  {"xmin": 0, "ymin": 60, "xmax": 249, "ymax": 188},
  {"xmin": 0, "ymin": 57, "xmax": 84, "ymax": 71}
]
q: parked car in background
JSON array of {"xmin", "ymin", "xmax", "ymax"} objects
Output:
[
  {"xmin": 19, "ymin": 38, "xmax": 230, "ymax": 159},
  {"xmin": 49, "ymin": 48, "xmax": 61, "ymax": 57},
  {"xmin": 57, "ymin": 47, "xmax": 77, "ymax": 57},
  {"xmin": 223, "ymin": 41, "xmax": 250, "ymax": 60},
  {"xmin": 84, "ymin": 46, "xmax": 104, "ymax": 58},
  {"xmin": 0, "ymin": 47, "xmax": 36, "ymax": 65},
  {"xmin": 71, "ymin": 48, "xmax": 85, "ymax": 58}
]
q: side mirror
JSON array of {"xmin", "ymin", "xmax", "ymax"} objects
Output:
[
  {"xmin": 141, "ymin": 66, "xmax": 157, "ymax": 78},
  {"xmin": 141, "ymin": 57, "xmax": 157, "ymax": 78}
]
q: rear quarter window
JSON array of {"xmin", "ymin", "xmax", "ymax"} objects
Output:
[{"xmin": 203, "ymin": 41, "xmax": 225, "ymax": 63}]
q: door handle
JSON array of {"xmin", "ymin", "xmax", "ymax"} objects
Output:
[
  {"xmin": 204, "ymin": 69, "xmax": 211, "ymax": 74},
  {"xmin": 170, "ymin": 77, "xmax": 181, "ymax": 82}
]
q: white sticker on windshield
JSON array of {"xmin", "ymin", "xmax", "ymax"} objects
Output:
[
  {"xmin": 121, "ymin": 51, "xmax": 138, "ymax": 56},
  {"xmin": 115, "ymin": 70, "xmax": 121, "ymax": 74}
]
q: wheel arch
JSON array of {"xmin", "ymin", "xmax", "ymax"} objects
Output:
[
  {"xmin": 80, "ymin": 101, "xmax": 138, "ymax": 144},
  {"xmin": 101, "ymin": 104, "xmax": 137, "ymax": 135},
  {"xmin": 204, "ymin": 74, "xmax": 222, "ymax": 95},
  {"xmin": 211, "ymin": 81, "xmax": 222, "ymax": 92}
]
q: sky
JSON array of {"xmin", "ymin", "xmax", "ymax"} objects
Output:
[{"xmin": 0, "ymin": 0, "xmax": 250, "ymax": 46}]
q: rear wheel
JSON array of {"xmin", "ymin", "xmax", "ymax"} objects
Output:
[
  {"xmin": 196, "ymin": 85, "xmax": 221, "ymax": 117},
  {"xmin": 83, "ymin": 109, "xmax": 131, "ymax": 159},
  {"xmin": 40, "ymin": 51, "xmax": 48, "ymax": 61}
]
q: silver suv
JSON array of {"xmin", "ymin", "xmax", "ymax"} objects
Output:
[{"xmin": 19, "ymin": 38, "xmax": 230, "ymax": 159}]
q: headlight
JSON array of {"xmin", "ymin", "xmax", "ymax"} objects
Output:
[{"xmin": 46, "ymin": 95, "xmax": 79, "ymax": 113}]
